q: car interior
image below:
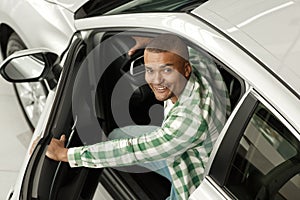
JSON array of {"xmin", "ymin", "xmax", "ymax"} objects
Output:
[{"xmin": 31, "ymin": 30, "xmax": 245, "ymax": 200}]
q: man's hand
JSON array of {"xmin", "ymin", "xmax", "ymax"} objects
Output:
[
  {"xmin": 128, "ymin": 37, "xmax": 151, "ymax": 56},
  {"xmin": 46, "ymin": 135, "xmax": 68, "ymax": 162}
]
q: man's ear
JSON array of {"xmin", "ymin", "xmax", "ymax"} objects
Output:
[{"xmin": 184, "ymin": 62, "xmax": 192, "ymax": 78}]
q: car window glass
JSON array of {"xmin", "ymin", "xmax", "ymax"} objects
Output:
[{"xmin": 225, "ymin": 103, "xmax": 300, "ymax": 199}]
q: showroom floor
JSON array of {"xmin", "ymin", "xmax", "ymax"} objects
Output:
[{"xmin": 0, "ymin": 77, "xmax": 32, "ymax": 199}]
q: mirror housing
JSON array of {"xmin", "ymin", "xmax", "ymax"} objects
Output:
[{"xmin": 0, "ymin": 48, "xmax": 59, "ymax": 83}]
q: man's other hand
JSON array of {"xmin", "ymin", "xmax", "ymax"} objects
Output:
[{"xmin": 46, "ymin": 134, "xmax": 68, "ymax": 162}]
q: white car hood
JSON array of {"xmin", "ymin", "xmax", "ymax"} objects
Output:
[
  {"xmin": 193, "ymin": 0, "xmax": 300, "ymax": 96},
  {"xmin": 45, "ymin": 0, "xmax": 89, "ymax": 12}
]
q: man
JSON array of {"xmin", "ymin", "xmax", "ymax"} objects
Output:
[{"xmin": 46, "ymin": 34, "xmax": 228, "ymax": 199}]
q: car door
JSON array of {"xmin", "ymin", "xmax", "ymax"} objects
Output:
[
  {"xmin": 190, "ymin": 90, "xmax": 300, "ymax": 199},
  {"xmin": 15, "ymin": 36, "xmax": 105, "ymax": 200}
]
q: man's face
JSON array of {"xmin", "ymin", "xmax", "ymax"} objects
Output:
[{"xmin": 144, "ymin": 50, "xmax": 191, "ymax": 103}]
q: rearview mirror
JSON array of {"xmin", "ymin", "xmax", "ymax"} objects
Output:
[{"xmin": 0, "ymin": 49, "xmax": 58, "ymax": 82}]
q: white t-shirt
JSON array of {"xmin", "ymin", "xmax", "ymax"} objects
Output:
[{"xmin": 164, "ymin": 99, "xmax": 174, "ymax": 119}]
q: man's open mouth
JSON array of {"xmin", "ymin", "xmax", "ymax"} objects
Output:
[{"xmin": 153, "ymin": 86, "xmax": 169, "ymax": 92}]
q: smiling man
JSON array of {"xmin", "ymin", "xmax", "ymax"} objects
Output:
[
  {"xmin": 46, "ymin": 34, "xmax": 228, "ymax": 200},
  {"xmin": 144, "ymin": 48, "xmax": 191, "ymax": 103}
]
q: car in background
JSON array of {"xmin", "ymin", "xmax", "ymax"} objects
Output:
[
  {"xmin": 0, "ymin": 0, "xmax": 76, "ymax": 129},
  {"xmin": 0, "ymin": 0, "xmax": 199, "ymax": 129},
  {"xmin": 1, "ymin": 0, "xmax": 300, "ymax": 199}
]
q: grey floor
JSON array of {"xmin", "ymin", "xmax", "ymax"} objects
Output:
[{"xmin": 0, "ymin": 77, "xmax": 32, "ymax": 199}]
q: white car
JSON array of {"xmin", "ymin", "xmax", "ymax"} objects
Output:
[{"xmin": 1, "ymin": 0, "xmax": 300, "ymax": 199}]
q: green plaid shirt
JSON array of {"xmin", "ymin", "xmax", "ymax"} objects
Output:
[{"xmin": 68, "ymin": 54, "xmax": 229, "ymax": 199}]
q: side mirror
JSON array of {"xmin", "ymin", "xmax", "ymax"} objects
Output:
[{"xmin": 0, "ymin": 49, "xmax": 59, "ymax": 83}]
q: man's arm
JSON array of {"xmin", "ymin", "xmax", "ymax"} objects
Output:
[{"xmin": 65, "ymin": 109, "xmax": 203, "ymax": 169}]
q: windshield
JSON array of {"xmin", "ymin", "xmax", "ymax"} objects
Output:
[{"xmin": 75, "ymin": 0, "xmax": 207, "ymax": 19}]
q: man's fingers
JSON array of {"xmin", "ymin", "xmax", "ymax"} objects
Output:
[
  {"xmin": 60, "ymin": 134, "xmax": 66, "ymax": 142},
  {"xmin": 128, "ymin": 45, "xmax": 138, "ymax": 56},
  {"xmin": 128, "ymin": 37, "xmax": 151, "ymax": 56},
  {"xmin": 128, "ymin": 50, "xmax": 135, "ymax": 56}
]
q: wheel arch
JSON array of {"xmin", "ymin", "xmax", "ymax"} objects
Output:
[{"xmin": 0, "ymin": 23, "xmax": 14, "ymax": 58}]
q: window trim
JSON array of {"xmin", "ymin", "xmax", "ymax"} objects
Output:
[{"xmin": 209, "ymin": 92, "xmax": 258, "ymax": 185}]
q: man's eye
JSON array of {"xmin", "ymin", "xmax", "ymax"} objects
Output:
[
  {"xmin": 164, "ymin": 68, "xmax": 172, "ymax": 73},
  {"xmin": 146, "ymin": 69, "xmax": 153, "ymax": 73}
]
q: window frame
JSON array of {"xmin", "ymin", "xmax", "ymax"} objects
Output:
[{"xmin": 209, "ymin": 91, "xmax": 258, "ymax": 185}]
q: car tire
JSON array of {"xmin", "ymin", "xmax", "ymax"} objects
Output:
[{"xmin": 6, "ymin": 32, "xmax": 48, "ymax": 131}]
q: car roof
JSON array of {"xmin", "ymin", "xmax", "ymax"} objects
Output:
[{"xmin": 193, "ymin": 0, "xmax": 300, "ymax": 97}]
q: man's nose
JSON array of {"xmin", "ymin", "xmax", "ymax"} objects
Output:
[{"xmin": 151, "ymin": 72, "xmax": 163, "ymax": 84}]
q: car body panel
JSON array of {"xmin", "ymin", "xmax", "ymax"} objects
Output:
[
  {"xmin": 193, "ymin": 0, "xmax": 300, "ymax": 95},
  {"xmin": 189, "ymin": 177, "xmax": 230, "ymax": 200}
]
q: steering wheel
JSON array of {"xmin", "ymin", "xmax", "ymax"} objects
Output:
[{"xmin": 254, "ymin": 155, "xmax": 300, "ymax": 199}]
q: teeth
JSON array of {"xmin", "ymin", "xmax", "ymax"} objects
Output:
[{"xmin": 157, "ymin": 87, "xmax": 166, "ymax": 90}]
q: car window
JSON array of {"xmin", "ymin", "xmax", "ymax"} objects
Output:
[
  {"xmin": 75, "ymin": 0, "xmax": 207, "ymax": 19},
  {"xmin": 225, "ymin": 103, "xmax": 300, "ymax": 199}
]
